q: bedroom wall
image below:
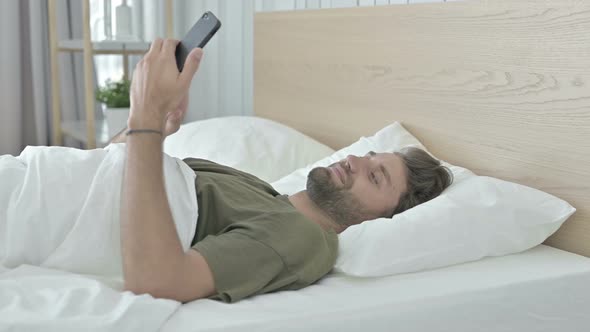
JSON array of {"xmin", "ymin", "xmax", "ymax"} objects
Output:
[{"xmin": 174, "ymin": 0, "xmax": 456, "ymax": 123}]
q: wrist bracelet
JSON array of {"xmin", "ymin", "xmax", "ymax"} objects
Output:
[{"xmin": 125, "ymin": 129, "xmax": 163, "ymax": 136}]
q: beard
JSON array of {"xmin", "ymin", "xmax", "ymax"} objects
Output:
[{"xmin": 306, "ymin": 165, "xmax": 371, "ymax": 228}]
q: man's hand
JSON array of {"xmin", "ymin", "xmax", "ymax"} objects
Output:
[
  {"xmin": 164, "ymin": 94, "xmax": 188, "ymax": 137},
  {"xmin": 128, "ymin": 38, "xmax": 203, "ymax": 132}
]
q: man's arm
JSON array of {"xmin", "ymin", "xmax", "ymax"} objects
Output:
[
  {"xmin": 122, "ymin": 130, "xmax": 215, "ymax": 302},
  {"xmin": 108, "ymin": 94, "xmax": 189, "ymax": 145},
  {"xmin": 120, "ymin": 38, "xmax": 214, "ymax": 303}
]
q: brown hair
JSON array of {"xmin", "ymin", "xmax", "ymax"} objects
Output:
[{"xmin": 390, "ymin": 147, "xmax": 453, "ymax": 217}]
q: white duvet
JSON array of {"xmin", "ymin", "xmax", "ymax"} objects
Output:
[{"xmin": 0, "ymin": 144, "xmax": 199, "ymax": 331}]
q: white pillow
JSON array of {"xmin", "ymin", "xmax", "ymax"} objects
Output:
[
  {"xmin": 164, "ymin": 116, "xmax": 334, "ymax": 183},
  {"xmin": 271, "ymin": 122, "xmax": 576, "ymax": 277}
]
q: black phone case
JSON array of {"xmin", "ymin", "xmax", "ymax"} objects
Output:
[{"xmin": 175, "ymin": 11, "xmax": 221, "ymax": 71}]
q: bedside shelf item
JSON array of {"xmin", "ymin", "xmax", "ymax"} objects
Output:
[
  {"xmin": 61, "ymin": 119, "xmax": 110, "ymax": 148},
  {"xmin": 57, "ymin": 39, "xmax": 150, "ymax": 54}
]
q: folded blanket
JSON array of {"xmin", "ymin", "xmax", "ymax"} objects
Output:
[{"xmin": 0, "ymin": 144, "xmax": 199, "ymax": 331}]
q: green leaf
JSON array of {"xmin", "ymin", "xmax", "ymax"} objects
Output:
[{"xmin": 95, "ymin": 78, "xmax": 131, "ymax": 108}]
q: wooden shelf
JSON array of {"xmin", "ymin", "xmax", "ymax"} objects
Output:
[
  {"xmin": 62, "ymin": 119, "xmax": 110, "ymax": 147},
  {"xmin": 58, "ymin": 39, "xmax": 150, "ymax": 54},
  {"xmin": 49, "ymin": 0, "xmax": 173, "ymax": 149}
]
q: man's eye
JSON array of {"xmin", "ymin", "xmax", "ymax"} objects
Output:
[{"xmin": 371, "ymin": 172, "xmax": 378, "ymax": 185}]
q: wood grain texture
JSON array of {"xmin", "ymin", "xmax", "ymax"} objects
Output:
[
  {"xmin": 48, "ymin": 0, "xmax": 63, "ymax": 146},
  {"xmin": 82, "ymin": 0, "xmax": 97, "ymax": 149},
  {"xmin": 254, "ymin": 0, "xmax": 590, "ymax": 257}
]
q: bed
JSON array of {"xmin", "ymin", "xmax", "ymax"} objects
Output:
[
  {"xmin": 2, "ymin": 0, "xmax": 590, "ymax": 331},
  {"xmin": 164, "ymin": 0, "xmax": 590, "ymax": 330},
  {"xmin": 162, "ymin": 245, "xmax": 590, "ymax": 331}
]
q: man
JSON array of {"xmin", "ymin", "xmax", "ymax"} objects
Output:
[{"xmin": 100, "ymin": 38, "xmax": 452, "ymax": 304}]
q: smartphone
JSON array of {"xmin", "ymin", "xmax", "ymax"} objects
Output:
[{"xmin": 175, "ymin": 11, "xmax": 222, "ymax": 71}]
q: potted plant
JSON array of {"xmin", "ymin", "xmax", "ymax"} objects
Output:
[{"xmin": 96, "ymin": 78, "xmax": 131, "ymax": 138}]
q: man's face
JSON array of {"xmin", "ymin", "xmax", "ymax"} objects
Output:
[{"xmin": 306, "ymin": 151, "xmax": 408, "ymax": 228}]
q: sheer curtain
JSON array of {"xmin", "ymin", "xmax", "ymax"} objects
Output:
[
  {"xmin": 149, "ymin": 0, "xmax": 255, "ymax": 122},
  {"xmin": 0, "ymin": 0, "xmax": 54, "ymax": 156},
  {"xmin": 89, "ymin": 0, "xmax": 254, "ymax": 123},
  {"xmin": 0, "ymin": 0, "xmax": 87, "ymax": 155},
  {"xmin": 177, "ymin": 0, "xmax": 254, "ymax": 122},
  {"xmin": 0, "ymin": 0, "xmax": 29, "ymax": 155}
]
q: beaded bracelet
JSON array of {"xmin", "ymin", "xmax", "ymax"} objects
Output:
[{"xmin": 125, "ymin": 129, "xmax": 163, "ymax": 136}]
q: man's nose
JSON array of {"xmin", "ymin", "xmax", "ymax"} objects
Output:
[{"xmin": 345, "ymin": 155, "xmax": 367, "ymax": 173}]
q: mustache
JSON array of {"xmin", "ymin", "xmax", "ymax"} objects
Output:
[{"xmin": 329, "ymin": 161, "xmax": 350, "ymax": 185}]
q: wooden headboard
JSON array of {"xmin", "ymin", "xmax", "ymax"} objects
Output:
[{"xmin": 254, "ymin": 0, "xmax": 590, "ymax": 257}]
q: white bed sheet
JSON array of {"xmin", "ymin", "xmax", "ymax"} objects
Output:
[{"xmin": 162, "ymin": 245, "xmax": 590, "ymax": 332}]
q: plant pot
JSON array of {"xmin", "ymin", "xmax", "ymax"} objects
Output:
[{"xmin": 103, "ymin": 106, "xmax": 130, "ymax": 139}]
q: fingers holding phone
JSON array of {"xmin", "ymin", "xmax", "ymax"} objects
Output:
[
  {"xmin": 129, "ymin": 39, "xmax": 202, "ymax": 131},
  {"xmin": 175, "ymin": 11, "xmax": 221, "ymax": 71},
  {"xmin": 128, "ymin": 11, "xmax": 221, "ymax": 131}
]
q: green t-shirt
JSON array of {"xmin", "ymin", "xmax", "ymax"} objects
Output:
[{"xmin": 182, "ymin": 158, "xmax": 338, "ymax": 303}]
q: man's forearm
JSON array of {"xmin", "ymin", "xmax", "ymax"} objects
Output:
[
  {"xmin": 120, "ymin": 126, "xmax": 185, "ymax": 291},
  {"xmin": 120, "ymin": 37, "xmax": 202, "ymax": 295}
]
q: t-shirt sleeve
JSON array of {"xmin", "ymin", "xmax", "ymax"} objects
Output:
[{"xmin": 192, "ymin": 231, "xmax": 289, "ymax": 303}]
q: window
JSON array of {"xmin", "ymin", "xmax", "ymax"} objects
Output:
[{"xmin": 89, "ymin": 0, "xmax": 138, "ymax": 86}]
